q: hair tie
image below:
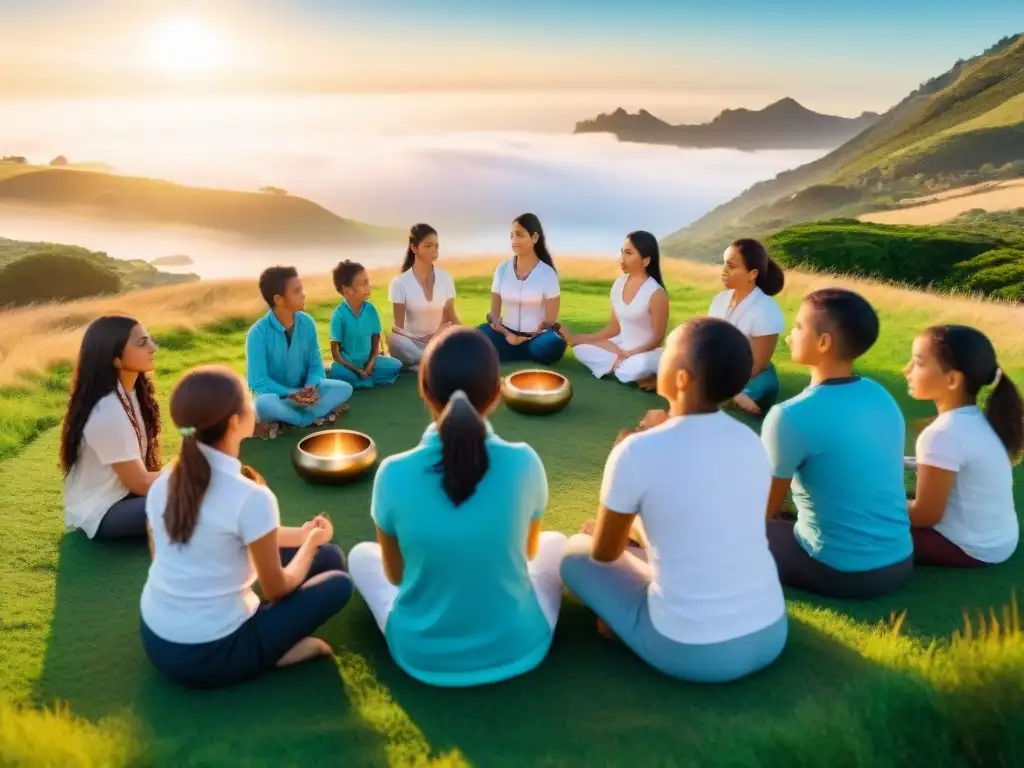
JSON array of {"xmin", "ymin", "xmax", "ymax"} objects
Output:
[
  {"xmin": 991, "ymin": 367, "xmax": 1003, "ymax": 389},
  {"xmin": 178, "ymin": 426, "xmax": 197, "ymax": 438},
  {"xmin": 449, "ymin": 389, "xmax": 469, "ymax": 405}
]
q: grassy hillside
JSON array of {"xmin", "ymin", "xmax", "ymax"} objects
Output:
[
  {"xmin": 663, "ymin": 32, "xmax": 1024, "ymax": 261},
  {"xmin": 0, "ymin": 163, "xmax": 399, "ymax": 247},
  {"xmin": 0, "ymin": 237, "xmax": 197, "ymax": 299},
  {"xmin": 766, "ymin": 218, "xmax": 1024, "ymax": 300},
  {"xmin": 0, "ymin": 260, "xmax": 1023, "ymax": 766}
]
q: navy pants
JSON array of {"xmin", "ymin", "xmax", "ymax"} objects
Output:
[
  {"xmin": 94, "ymin": 494, "xmax": 147, "ymax": 540},
  {"xmin": 141, "ymin": 544, "xmax": 353, "ymax": 689},
  {"xmin": 477, "ymin": 324, "xmax": 567, "ymax": 364}
]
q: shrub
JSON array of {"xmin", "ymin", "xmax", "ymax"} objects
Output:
[
  {"xmin": 49, "ymin": 155, "xmax": 68, "ymax": 166},
  {"xmin": 0, "ymin": 252, "xmax": 121, "ymax": 308}
]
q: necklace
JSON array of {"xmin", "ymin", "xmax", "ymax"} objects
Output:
[{"xmin": 115, "ymin": 382, "xmax": 146, "ymax": 460}]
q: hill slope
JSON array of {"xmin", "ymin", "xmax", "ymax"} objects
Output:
[
  {"xmin": 663, "ymin": 33, "xmax": 1024, "ymax": 260},
  {"xmin": 573, "ymin": 98, "xmax": 879, "ymax": 150},
  {"xmin": 0, "ymin": 165, "xmax": 399, "ymax": 247}
]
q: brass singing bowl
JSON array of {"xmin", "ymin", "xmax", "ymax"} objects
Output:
[
  {"xmin": 500, "ymin": 369, "xmax": 573, "ymax": 415},
  {"xmin": 292, "ymin": 429, "xmax": 377, "ymax": 484}
]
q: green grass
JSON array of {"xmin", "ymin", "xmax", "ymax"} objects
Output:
[
  {"xmin": 663, "ymin": 33, "xmax": 1024, "ymax": 260},
  {"xmin": 1, "ymin": 277, "xmax": 1024, "ymax": 766}
]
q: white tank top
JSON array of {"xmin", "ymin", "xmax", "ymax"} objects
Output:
[{"xmin": 611, "ymin": 274, "xmax": 661, "ymax": 349}]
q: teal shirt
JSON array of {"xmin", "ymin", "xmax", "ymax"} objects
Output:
[
  {"xmin": 329, "ymin": 300, "xmax": 381, "ymax": 368},
  {"xmin": 245, "ymin": 311, "xmax": 325, "ymax": 396},
  {"xmin": 371, "ymin": 423, "xmax": 553, "ymax": 687},
  {"xmin": 761, "ymin": 377, "xmax": 912, "ymax": 572}
]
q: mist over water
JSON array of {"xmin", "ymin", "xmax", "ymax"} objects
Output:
[{"xmin": 0, "ymin": 94, "xmax": 824, "ymax": 279}]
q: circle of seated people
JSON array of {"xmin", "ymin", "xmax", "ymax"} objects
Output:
[{"xmin": 59, "ymin": 215, "xmax": 1022, "ymax": 690}]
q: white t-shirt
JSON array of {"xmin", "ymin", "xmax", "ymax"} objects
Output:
[
  {"xmin": 601, "ymin": 411, "xmax": 786, "ymax": 645},
  {"xmin": 141, "ymin": 443, "xmax": 280, "ymax": 644},
  {"xmin": 916, "ymin": 406, "xmax": 1019, "ymax": 563},
  {"xmin": 63, "ymin": 386, "xmax": 148, "ymax": 539},
  {"xmin": 708, "ymin": 287, "xmax": 785, "ymax": 339},
  {"xmin": 491, "ymin": 258, "xmax": 560, "ymax": 333},
  {"xmin": 388, "ymin": 268, "xmax": 457, "ymax": 338}
]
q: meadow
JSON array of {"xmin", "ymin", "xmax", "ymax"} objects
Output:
[{"xmin": 1, "ymin": 258, "xmax": 1023, "ymax": 767}]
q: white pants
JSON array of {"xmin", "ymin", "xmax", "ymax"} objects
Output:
[
  {"xmin": 386, "ymin": 334, "xmax": 427, "ymax": 369},
  {"xmin": 348, "ymin": 531, "xmax": 569, "ymax": 633},
  {"xmin": 573, "ymin": 344, "xmax": 662, "ymax": 383}
]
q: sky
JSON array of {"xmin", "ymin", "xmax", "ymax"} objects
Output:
[{"xmin": 1, "ymin": 0, "xmax": 1022, "ymax": 116}]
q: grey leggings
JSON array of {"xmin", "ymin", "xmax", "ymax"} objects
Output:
[
  {"xmin": 560, "ymin": 534, "xmax": 788, "ymax": 683},
  {"xmin": 94, "ymin": 495, "xmax": 148, "ymax": 540}
]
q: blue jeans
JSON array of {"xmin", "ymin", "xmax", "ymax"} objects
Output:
[
  {"xmin": 744, "ymin": 363, "xmax": 780, "ymax": 412},
  {"xmin": 328, "ymin": 355, "xmax": 403, "ymax": 389},
  {"xmin": 477, "ymin": 324, "xmax": 567, "ymax": 364},
  {"xmin": 254, "ymin": 379, "xmax": 353, "ymax": 427},
  {"xmin": 141, "ymin": 544, "xmax": 353, "ymax": 689},
  {"xmin": 560, "ymin": 534, "xmax": 788, "ymax": 683}
]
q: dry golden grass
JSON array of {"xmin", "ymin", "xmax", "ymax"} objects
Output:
[
  {"xmin": 859, "ymin": 179, "xmax": 1024, "ymax": 225},
  {"xmin": 1, "ymin": 255, "xmax": 1023, "ymax": 386}
]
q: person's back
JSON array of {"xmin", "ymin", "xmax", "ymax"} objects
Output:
[
  {"xmin": 770, "ymin": 377, "xmax": 911, "ymax": 571},
  {"xmin": 372, "ymin": 428, "xmax": 553, "ymax": 683},
  {"xmin": 348, "ymin": 325, "xmax": 567, "ymax": 687},
  {"xmin": 612, "ymin": 412, "xmax": 784, "ymax": 644}
]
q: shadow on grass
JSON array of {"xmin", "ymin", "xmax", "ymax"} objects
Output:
[{"xmin": 31, "ymin": 353, "xmax": 1024, "ymax": 765}]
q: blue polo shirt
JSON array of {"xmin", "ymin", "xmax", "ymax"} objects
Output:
[
  {"xmin": 370, "ymin": 422, "xmax": 553, "ymax": 687},
  {"xmin": 329, "ymin": 300, "xmax": 382, "ymax": 368},
  {"xmin": 761, "ymin": 377, "xmax": 912, "ymax": 572},
  {"xmin": 245, "ymin": 311, "xmax": 325, "ymax": 396}
]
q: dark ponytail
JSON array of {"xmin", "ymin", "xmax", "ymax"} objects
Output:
[
  {"xmin": 420, "ymin": 326, "xmax": 501, "ymax": 505},
  {"xmin": 732, "ymin": 238, "xmax": 784, "ymax": 297},
  {"xmin": 514, "ymin": 213, "xmax": 556, "ymax": 272},
  {"xmin": 401, "ymin": 223, "xmax": 438, "ymax": 272},
  {"xmin": 165, "ymin": 365, "xmax": 248, "ymax": 544},
  {"xmin": 436, "ymin": 393, "xmax": 489, "ymax": 505},
  {"xmin": 928, "ymin": 325, "xmax": 1023, "ymax": 462}
]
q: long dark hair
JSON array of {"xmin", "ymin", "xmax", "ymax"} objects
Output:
[
  {"xmin": 420, "ymin": 326, "xmax": 500, "ymax": 505},
  {"xmin": 928, "ymin": 325, "xmax": 1023, "ymax": 461},
  {"xmin": 514, "ymin": 213, "xmax": 556, "ymax": 272},
  {"xmin": 165, "ymin": 365, "xmax": 249, "ymax": 544},
  {"xmin": 626, "ymin": 230, "xmax": 665, "ymax": 288},
  {"xmin": 732, "ymin": 238, "xmax": 784, "ymax": 297},
  {"xmin": 60, "ymin": 316, "xmax": 161, "ymax": 476},
  {"xmin": 401, "ymin": 223, "xmax": 438, "ymax": 273}
]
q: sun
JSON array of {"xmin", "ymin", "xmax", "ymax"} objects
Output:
[{"xmin": 147, "ymin": 18, "xmax": 225, "ymax": 76}]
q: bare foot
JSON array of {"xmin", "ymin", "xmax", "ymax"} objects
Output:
[
  {"xmin": 581, "ymin": 519, "xmax": 596, "ymax": 535},
  {"xmin": 637, "ymin": 375, "xmax": 657, "ymax": 392},
  {"xmin": 277, "ymin": 637, "xmax": 332, "ymax": 668},
  {"xmin": 732, "ymin": 393, "xmax": 762, "ymax": 416},
  {"xmin": 596, "ymin": 619, "xmax": 619, "ymax": 642}
]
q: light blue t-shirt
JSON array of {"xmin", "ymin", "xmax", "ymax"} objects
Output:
[
  {"xmin": 245, "ymin": 311, "xmax": 324, "ymax": 396},
  {"xmin": 329, "ymin": 300, "xmax": 382, "ymax": 368},
  {"xmin": 370, "ymin": 423, "xmax": 553, "ymax": 687},
  {"xmin": 761, "ymin": 377, "xmax": 912, "ymax": 572}
]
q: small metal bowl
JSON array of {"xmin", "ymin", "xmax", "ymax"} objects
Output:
[
  {"xmin": 500, "ymin": 369, "xmax": 573, "ymax": 415},
  {"xmin": 292, "ymin": 429, "xmax": 377, "ymax": 484}
]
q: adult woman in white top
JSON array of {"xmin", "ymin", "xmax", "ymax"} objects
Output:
[
  {"xmin": 560, "ymin": 231, "xmax": 669, "ymax": 384},
  {"xmin": 708, "ymin": 238, "xmax": 786, "ymax": 416},
  {"xmin": 140, "ymin": 365, "xmax": 353, "ymax": 689},
  {"xmin": 479, "ymin": 213, "xmax": 566, "ymax": 364},
  {"xmin": 388, "ymin": 223, "xmax": 460, "ymax": 370},
  {"xmin": 560, "ymin": 318, "xmax": 787, "ymax": 682},
  {"xmin": 904, "ymin": 324, "xmax": 1022, "ymax": 567},
  {"xmin": 61, "ymin": 316, "xmax": 162, "ymax": 541}
]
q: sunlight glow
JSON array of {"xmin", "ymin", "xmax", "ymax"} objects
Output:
[{"xmin": 147, "ymin": 18, "xmax": 226, "ymax": 76}]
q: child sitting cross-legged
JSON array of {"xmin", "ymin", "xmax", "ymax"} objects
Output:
[
  {"xmin": 328, "ymin": 260, "xmax": 403, "ymax": 389},
  {"xmin": 762, "ymin": 289, "xmax": 914, "ymax": 598}
]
